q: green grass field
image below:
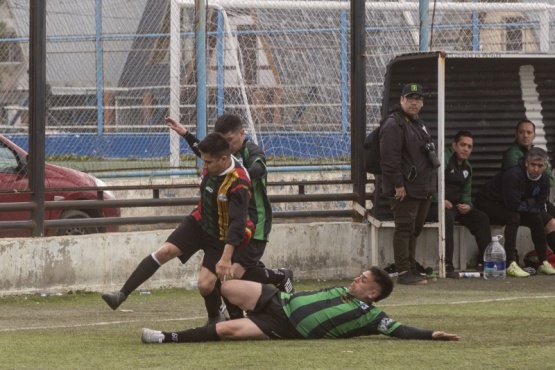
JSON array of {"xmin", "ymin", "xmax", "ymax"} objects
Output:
[{"xmin": 2, "ymin": 276, "xmax": 555, "ymax": 370}]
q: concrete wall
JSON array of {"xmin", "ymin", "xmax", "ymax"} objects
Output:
[
  {"xmin": 0, "ymin": 222, "xmax": 369, "ymax": 296},
  {"xmin": 0, "ymin": 221, "xmax": 536, "ymax": 296}
]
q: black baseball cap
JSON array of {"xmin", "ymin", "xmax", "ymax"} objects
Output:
[{"xmin": 402, "ymin": 83, "xmax": 424, "ymax": 97}]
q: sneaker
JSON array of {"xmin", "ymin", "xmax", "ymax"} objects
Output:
[
  {"xmin": 445, "ymin": 265, "xmax": 458, "ymax": 279},
  {"xmin": 538, "ymin": 260, "xmax": 555, "ymax": 275},
  {"xmin": 397, "ymin": 271, "xmax": 427, "ymax": 285},
  {"xmin": 446, "ymin": 270, "xmax": 460, "ymax": 279},
  {"xmin": 141, "ymin": 328, "xmax": 164, "ymax": 344},
  {"xmin": 276, "ymin": 268, "xmax": 295, "ymax": 294},
  {"xmin": 204, "ymin": 312, "xmax": 227, "ymax": 326},
  {"xmin": 506, "ymin": 261, "xmax": 530, "ymax": 277},
  {"xmin": 102, "ymin": 291, "xmax": 127, "ymax": 310}
]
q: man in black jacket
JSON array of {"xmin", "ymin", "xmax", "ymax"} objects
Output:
[
  {"xmin": 475, "ymin": 147, "xmax": 555, "ymax": 277},
  {"xmin": 379, "ymin": 84, "xmax": 438, "ymax": 285}
]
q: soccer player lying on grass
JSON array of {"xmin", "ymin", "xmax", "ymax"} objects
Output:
[{"xmin": 141, "ymin": 266, "xmax": 460, "ymax": 343}]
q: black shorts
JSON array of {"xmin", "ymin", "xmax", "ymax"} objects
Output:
[
  {"xmin": 233, "ymin": 239, "xmax": 266, "ymax": 269},
  {"xmin": 541, "ymin": 210, "xmax": 553, "ymax": 226},
  {"xmin": 167, "ymin": 215, "xmax": 225, "ymax": 275},
  {"xmin": 246, "ymin": 285, "xmax": 303, "ymax": 340}
]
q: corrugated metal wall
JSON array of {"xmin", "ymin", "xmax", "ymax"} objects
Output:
[{"xmin": 372, "ymin": 52, "xmax": 555, "ymax": 220}]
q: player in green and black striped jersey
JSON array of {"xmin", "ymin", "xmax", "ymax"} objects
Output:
[
  {"xmin": 141, "ymin": 266, "xmax": 460, "ymax": 343},
  {"xmin": 167, "ymin": 114, "xmax": 294, "ymax": 321}
]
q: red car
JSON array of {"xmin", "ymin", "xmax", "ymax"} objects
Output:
[{"xmin": 0, "ymin": 134, "xmax": 120, "ymax": 237}]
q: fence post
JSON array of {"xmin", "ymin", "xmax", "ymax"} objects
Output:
[{"xmin": 29, "ymin": 0, "xmax": 46, "ymax": 237}]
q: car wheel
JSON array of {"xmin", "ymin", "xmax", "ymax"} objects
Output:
[{"xmin": 56, "ymin": 210, "xmax": 99, "ymax": 236}]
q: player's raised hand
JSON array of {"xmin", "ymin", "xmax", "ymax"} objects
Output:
[{"xmin": 165, "ymin": 116, "xmax": 188, "ymax": 136}]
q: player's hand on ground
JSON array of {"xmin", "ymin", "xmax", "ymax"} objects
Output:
[
  {"xmin": 165, "ymin": 116, "xmax": 188, "ymax": 136},
  {"xmin": 432, "ymin": 331, "xmax": 460, "ymax": 341}
]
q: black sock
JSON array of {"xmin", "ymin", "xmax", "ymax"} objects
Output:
[
  {"xmin": 120, "ymin": 254, "xmax": 160, "ymax": 297},
  {"xmin": 164, "ymin": 325, "xmax": 221, "ymax": 343},
  {"xmin": 222, "ymin": 296, "xmax": 244, "ymax": 320},
  {"xmin": 203, "ymin": 288, "xmax": 222, "ymax": 318},
  {"xmin": 242, "ymin": 267, "xmax": 284, "ymax": 285},
  {"xmin": 546, "ymin": 232, "xmax": 555, "ymax": 253}
]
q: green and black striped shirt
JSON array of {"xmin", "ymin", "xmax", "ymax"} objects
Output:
[{"xmin": 280, "ymin": 286, "xmax": 401, "ymax": 339}]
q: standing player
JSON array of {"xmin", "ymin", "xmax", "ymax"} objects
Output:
[
  {"xmin": 167, "ymin": 114, "xmax": 293, "ymax": 321},
  {"xmin": 102, "ymin": 132, "xmax": 255, "ymax": 325}
]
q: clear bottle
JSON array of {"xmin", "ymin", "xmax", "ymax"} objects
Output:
[{"xmin": 483, "ymin": 235, "xmax": 506, "ymax": 280}]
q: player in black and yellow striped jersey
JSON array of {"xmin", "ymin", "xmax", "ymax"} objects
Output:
[
  {"xmin": 167, "ymin": 114, "xmax": 294, "ymax": 322},
  {"xmin": 102, "ymin": 132, "xmax": 254, "ymax": 325}
]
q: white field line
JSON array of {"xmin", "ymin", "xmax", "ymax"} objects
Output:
[
  {"xmin": 0, "ymin": 315, "xmax": 205, "ymax": 332},
  {"xmin": 380, "ymin": 294, "xmax": 555, "ymax": 307},
  {"xmin": 2, "ymin": 295, "xmax": 555, "ymax": 333}
]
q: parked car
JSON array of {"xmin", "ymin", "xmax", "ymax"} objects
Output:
[{"xmin": 0, "ymin": 134, "xmax": 120, "ymax": 237}]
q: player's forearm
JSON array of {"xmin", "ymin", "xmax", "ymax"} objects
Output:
[{"xmin": 390, "ymin": 325, "xmax": 434, "ymax": 340}]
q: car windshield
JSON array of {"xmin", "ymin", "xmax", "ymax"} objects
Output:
[{"xmin": 0, "ymin": 145, "xmax": 18, "ymax": 173}]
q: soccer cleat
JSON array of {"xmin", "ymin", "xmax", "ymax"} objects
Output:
[
  {"xmin": 204, "ymin": 312, "xmax": 227, "ymax": 326},
  {"xmin": 506, "ymin": 261, "xmax": 530, "ymax": 277},
  {"xmin": 538, "ymin": 260, "xmax": 555, "ymax": 275},
  {"xmin": 276, "ymin": 268, "xmax": 295, "ymax": 294},
  {"xmin": 397, "ymin": 271, "xmax": 427, "ymax": 285},
  {"xmin": 102, "ymin": 291, "xmax": 127, "ymax": 310},
  {"xmin": 219, "ymin": 304, "xmax": 231, "ymax": 321},
  {"xmin": 141, "ymin": 328, "xmax": 164, "ymax": 344}
]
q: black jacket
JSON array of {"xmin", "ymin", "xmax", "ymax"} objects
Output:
[
  {"xmin": 379, "ymin": 106, "xmax": 437, "ymax": 199},
  {"xmin": 476, "ymin": 159, "xmax": 549, "ymax": 214}
]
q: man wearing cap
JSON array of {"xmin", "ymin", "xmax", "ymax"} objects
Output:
[{"xmin": 379, "ymin": 83, "xmax": 439, "ymax": 285}]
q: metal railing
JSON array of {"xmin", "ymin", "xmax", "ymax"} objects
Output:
[{"xmin": 0, "ymin": 179, "xmax": 370, "ymax": 234}]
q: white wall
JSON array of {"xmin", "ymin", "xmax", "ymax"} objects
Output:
[{"xmin": 0, "ymin": 222, "xmax": 535, "ymax": 296}]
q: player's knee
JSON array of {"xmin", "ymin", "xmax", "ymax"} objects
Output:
[
  {"xmin": 215, "ymin": 321, "xmax": 236, "ymax": 340},
  {"xmin": 153, "ymin": 243, "xmax": 181, "ymax": 264},
  {"xmin": 198, "ymin": 274, "xmax": 217, "ymax": 294},
  {"xmin": 545, "ymin": 219, "xmax": 555, "ymax": 233}
]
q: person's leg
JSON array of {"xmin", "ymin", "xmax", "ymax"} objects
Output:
[
  {"xmin": 141, "ymin": 318, "xmax": 268, "ymax": 344},
  {"xmin": 198, "ymin": 266, "xmax": 223, "ymax": 321},
  {"xmin": 101, "ymin": 242, "xmax": 182, "ymax": 310},
  {"xmin": 233, "ymin": 239, "xmax": 294, "ymax": 294},
  {"xmin": 541, "ymin": 212, "xmax": 555, "ymax": 253},
  {"xmin": 410, "ymin": 198, "xmax": 432, "ymax": 273},
  {"xmin": 102, "ymin": 217, "xmax": 203, "ymax": 310},
  {"xmin": 475, "ymin": 200, "xmax": 519, "ymax": 264},
  {"xmin": 443, "ymin": 208, "xmax": 457, "ymax": 271},
  {"xmin": 457, "ymin": 208, "xmax": 492, "ymax": 265},
  {"xmin": 220, "ymin": 279, "xmax": 264, "ymax": 311},
  {"xmin": 390, "ymin": 197, "xmax": 418, "ymax": 273},
  {"xmin": 521, "ymin": 213, "xmax": 548, "ymax": 263},
  {"xmin": 122, "ymin": 243, "xmax": 181, "ymax": 295},
  {"xmin": 390, "ymin": 197, "xmax": 426, "ymax": 285}
]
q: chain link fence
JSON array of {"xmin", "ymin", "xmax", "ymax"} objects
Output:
[{"xmin": 0, "ymin": 0, "xmax": 553, "ymax": 189}]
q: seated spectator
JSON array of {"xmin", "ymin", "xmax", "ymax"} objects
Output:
[
  {"xmin": 475, "ymin": 147, "xmax": 555, "ymax": 277},
  {"xmin": 502, "ymin": 119, "xmax": 555, "ymax": 261},
  {"xmin": 427, "ymin": 131, "xmax": 491, "ymax": 277}
]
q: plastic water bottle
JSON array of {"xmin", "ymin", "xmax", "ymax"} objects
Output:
[{"xmin": 483, "ymin": 235, "xmax": 506, "ymax": 280}]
